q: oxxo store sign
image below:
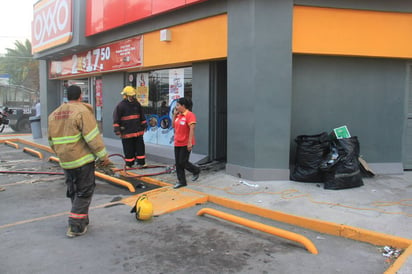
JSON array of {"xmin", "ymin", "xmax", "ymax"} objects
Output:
[
  {"xmin": 49, "ymin": 36, "xmax": 143, "ymax": 79},
  {"xmin": 32, "ymin": 0, "xmax": 73, "ymax": 53}
]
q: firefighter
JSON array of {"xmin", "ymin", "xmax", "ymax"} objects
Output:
[
  {"xmin": 113, "ymin": 86, "xmax": 147, "ymax": 168},
  {"xmin": 48, "ymin": 85, "xmax": 112, "ymax": 238}
]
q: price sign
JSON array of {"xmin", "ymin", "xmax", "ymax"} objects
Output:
[{"xmin": 49, "ymin": 36, "xmax": 143, "ymax": 78}]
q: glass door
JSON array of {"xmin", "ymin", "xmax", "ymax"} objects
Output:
[{"xmin": 62, "ymin": 79, "xmax": 90, "ymax": 104}]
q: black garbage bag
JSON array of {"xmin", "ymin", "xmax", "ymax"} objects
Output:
[
  {"xmin": 290, "ymin": 132, "xmax": 330, "ymax": 182},
  {"xmin": 322, "ymin": 136, "xmax": 364, "ymax": 190}
]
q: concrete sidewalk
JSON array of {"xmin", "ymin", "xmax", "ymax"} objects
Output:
[{"xmin": 1, "ymin": 131, "xmax": 411, "ymax": 273}]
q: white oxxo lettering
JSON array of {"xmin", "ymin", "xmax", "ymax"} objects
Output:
[{"xmin": 33, "ymin": 0, "xmax": 70, "ymax": 45}]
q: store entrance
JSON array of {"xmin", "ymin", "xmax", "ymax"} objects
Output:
[
  {"xmin": 210, "ymin": 60, "xmax": 227, "ymax": 161},
  {"xmin": 404, "ymin": 63, "xmax": 412, "ymax": 169},
  {"xmin": 62, "ymin": 79, "xmax": 90, "ymax": 104},
  {"xmin": 62, "ymin": 78, "xmax": 102, "ymax": 131}
]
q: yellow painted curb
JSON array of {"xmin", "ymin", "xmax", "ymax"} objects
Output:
[
  {"xmin": 1, "ymin": 138, "xmax": 54, "ymax": 153},
  {"xmin": 95, "ymin": 171, "xmax": 136, "ymax": 193},
  {"xmin": 132, "ymin": 175, "xmax": 172, "ymax": 187},
  {"xmin": 207, "ymin": 195, "xmax": 412, "ymax": 248},
  {"xmin": 206, "ymin": 195, "xmax": 411, "ymax": 274},
  {"xmin": 48, "ymin": 156, "xmax": 60, "ymax": 163},
  {"xmin": 2, "ymin": 138, "xmax": 410, "ymax": 273},
  {"xmin": 4, "ymin": 141, "xmax": 19, "ymax": 149},
  {"xmin": 122, "ymin": 187, "xmax": 208, "ymax": 216},
  {"xmin": 385, "ymin": 244, "xmax": 412, "ymax": 274},
  {"xmin": 23, "ymin": 147, "xmax": 44, "ymax": 159},
  {"xmin": 120, "ymin": 177, "xmax": 412, "ymax": 273},
  {"xmin": 2, "ymin": 138, "xmax": 137, "ymax": 193},
  {"xmin": 197, "ymin": 207, "xmax": 318, "ymax": 254},
  {"xmin": 17, "ymin": 138, "xmax": 54, "ymax": 153}
]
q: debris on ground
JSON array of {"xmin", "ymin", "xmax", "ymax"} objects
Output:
[
  {"xmin": 236, "ymin": 173, "xmax": 259, "ymax": 188},
  {"xmin": 239, "ymin": 180, "xmax": 259, "ymax": 188},
  {"xmin": 380, "ymin": 246, "xmax": 403, "ymax": 264}
]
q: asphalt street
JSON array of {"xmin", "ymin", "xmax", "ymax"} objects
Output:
[{"xmin": 0, "ymin": 128, "xmax": 411, "ymax": 273}]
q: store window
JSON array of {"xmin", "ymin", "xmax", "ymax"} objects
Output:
[
  {"xmin": 62, "ymin": 79, "xmax": 90, "ymax": 104},
  {"xmin": 127, "ymin": 67, "xmax": 192, "ymax": 146},
  {"xmin": 62, "ymin": 77, "xmax": 103, "ymax": 131},
  {"xmin": 93, "ymin": 77, "xmax": 103, "ymax": 131}
]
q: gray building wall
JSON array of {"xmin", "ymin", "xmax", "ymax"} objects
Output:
[
  {"xmin": 37, "ymin": 0, "xmax": 411, "ymax": 180},
  {"xmin": 226, "ymin": 0, "xmax": 293, "ymax": 180},
  {"xmin": 291, "ymin": 55, "xmax": 407, "ymax": 173},
  {"xmin": 38, "ymin": 0, "xmax": 224, "ymax": 163},
  {"xmin": 39, "ymin": 60, "xmax": 61, "ymax": 135},
  {"xmin": 101, "ymin": 72, "xmax": 124, "ymax": 139},
  {"xmin": 192, "ymin": 62, "xmax": 211, "ymax": 157},
  {"xmin": 404, "ymin": 64, "xmax": 412, "ymax": 169}
]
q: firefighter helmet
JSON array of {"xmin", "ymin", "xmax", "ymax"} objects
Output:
[
  {"xmin": 130, "ymin": 194, "xmax": 153, "ymax": 221},
  {"xmin": 121, "ymin": 86, "xmax": 136, "ymax": 96}
]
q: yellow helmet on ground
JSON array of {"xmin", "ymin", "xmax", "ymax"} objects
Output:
[
  {"xmin": 130, "ymin": 194, "xmax": 153, "ymax": 221},
  {"xmin": 121, "ymin": 86, "xmax": 136, "ymax": 96}
]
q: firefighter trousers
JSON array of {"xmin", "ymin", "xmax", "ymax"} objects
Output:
[
  {"xmin": 122, "ymin": 136, "xmax": 146, "ymax": 166},
  {"xmin": 64, "ymin": 161, "xmax": 96, "ymax": 231}
]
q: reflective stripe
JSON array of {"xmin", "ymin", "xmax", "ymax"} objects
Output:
[
  {"xmin": 136, "ymin": 155, "xmax": 146, "ymax": 159},
  {"xmin": 60, "ymin": 154, "xmax": 95, "ymax": 169},
  {"xmin": 69, "ymin": 212, "xmax": 88, "ymax": 219},
  {"xmin": 51, "ymin": 133, "xmax": 82, "ymax": 145},
  {"xmin": 120, "ymin": 114, "xmax": 140, "ymax": 120},
  {"xmin": 84, "ymin": 126, "xmax": 100, "ymax": 143},
  {"xmin": 95, "ymin": 148, "xmax": 107, "ymax": 159},
  {"xmin": 121, "ymin": 131, "xmax": 144, "ymax": 139}
]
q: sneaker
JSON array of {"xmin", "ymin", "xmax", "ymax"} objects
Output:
[
  {"xmin": 66, "ymin": 225, "xmax": 88, "ymax": 238},
  {"xmin": 191, "ymin": 171, "xmax": 200, "ymax": 182}
]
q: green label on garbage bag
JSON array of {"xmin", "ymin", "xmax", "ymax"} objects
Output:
[{"xmin": 334, "ymin": 125, "xmax": 351, "ymax": 139}]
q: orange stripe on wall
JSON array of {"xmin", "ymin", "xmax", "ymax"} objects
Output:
[
  {"xmin": 292, "ymin": 6, "xmax": 412, "ymax": 58},
  {"xmin": 143, "ymin": 14, "xmax": 227, "ymax": 67},
  {"xmin": 33, "ymin": 35, "xmax": 73, "ymax": 53}
]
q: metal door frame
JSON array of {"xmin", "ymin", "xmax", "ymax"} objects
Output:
[
  {"xmin": 402, "ymin": 62, "xmax": 412, "ymax": 169},
  {"xmin": 209, "ymin": 60, "xmax": 227, "ymax": 162}
]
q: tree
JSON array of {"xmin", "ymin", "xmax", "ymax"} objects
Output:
[{"xmin": 0, "ymin": 39, "xmax": 39, "ymax": 90}]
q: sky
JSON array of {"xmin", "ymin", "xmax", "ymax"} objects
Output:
[{"xmin": 0, "ymin": 0, "xmax": 37, "ymax": 54}]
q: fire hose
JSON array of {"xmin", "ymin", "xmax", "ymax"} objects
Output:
[
  {"xmin": 106, "ymin": 153, "xmax": 175, "ymax": 178},
  {"xmin": 0, "ymin": 153, "xmax": 174, "ymax": 178}
]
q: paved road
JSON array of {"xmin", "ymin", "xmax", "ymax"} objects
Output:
[{"xmin": 0, "ymin": 142, "xmax": 395, "ymax": 273}]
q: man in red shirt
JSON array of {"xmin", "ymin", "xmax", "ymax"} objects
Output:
[{"xmin": 172, "ymin": 97, "xmax": 200, "ymax": 189}]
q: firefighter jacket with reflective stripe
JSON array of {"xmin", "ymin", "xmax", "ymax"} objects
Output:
[
  {"xmin": 48, "ymin": 102, "xmax": 108, "ymax": 170},
  {"xmin": 113, "ymin": 99, "xmax": 147, "ymax": 139}
]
